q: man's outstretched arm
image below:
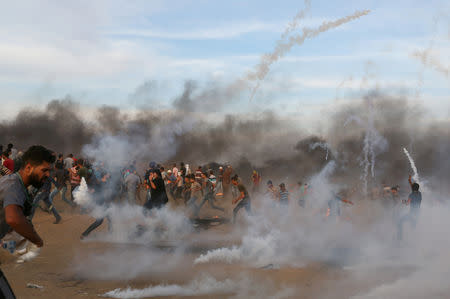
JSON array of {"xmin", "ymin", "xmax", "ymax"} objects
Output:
[{"xmin": 5, "ymin": 205, "xmax": 43, "ymax": 247}]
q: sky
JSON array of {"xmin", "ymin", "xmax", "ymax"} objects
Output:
[{"xmin": 0, "ymin": 0, "xmax": 449, "ymax": 121}]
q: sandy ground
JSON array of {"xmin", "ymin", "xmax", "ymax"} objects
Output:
[{"xmin": 0, "ymin": 192, "xmax": 412, "ymax": 299}]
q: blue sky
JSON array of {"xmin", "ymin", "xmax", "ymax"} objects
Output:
[{"xmin": 0, "ymin": 0, "xmax": 448, "ymax": 121}]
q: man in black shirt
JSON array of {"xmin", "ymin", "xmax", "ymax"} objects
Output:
[
  {"xmin": 397, "ymin": 182, "xmax": 422, "ymax": 240},
  {"xmin": 144, "ymin": 169, "xmax": 168, "ymax": 210}
]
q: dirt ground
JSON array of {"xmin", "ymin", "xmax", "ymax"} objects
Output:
[{"xmin": 0, "ymin": 193, "xmax": 411, "ymax": 299}]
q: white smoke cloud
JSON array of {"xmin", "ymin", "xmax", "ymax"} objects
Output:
[
  {"xmin": 194, "ymin": 161, "xmax": 356, "ymax": 267},
  {"xmin": 74, "ymin": 202, "xmax": 192, "ymax": 280},
  {"xmin": 82, "ymin": 116, "xmax": 197, "ymax": 172},
  {"xmin": 103, "ymin": 276, "xmax": 235, "ymax": 298},
  {"xmin": 351, "ymin": 203, "xmax": 450, "ymax": 299},
  {"xmin": 102, "ymin": 274, "xmax": 296, "ymax": 299},
  {"xmin": 72, "ymin": 178, "xmax": 93, "ymax": 207}
]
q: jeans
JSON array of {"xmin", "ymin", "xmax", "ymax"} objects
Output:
[
  {"xmin": 127, "ymin": 189, "xmax": 136, "ymax": 204},
  {"xmin": 31, "ymin": 191, "xmax": 61, "ymax": 222},
  {"xmin": 194, "ymin": 193, "xmax": 224, "ymax": 216},
  {"xmin": 81, "ymin": 216, "xmax": 111, "ymax": 237},
  {"xmin": 49, "ymin": 185, "xmax": 74, "ymax": 207},
  {"xmin": 233, "ymin": 198, "xmax": 251, "ymax": 223},
  {"xmin": 397, "ymin": 209, "xmax": 419, "ymax": 240},
  {"xmin": 0, "ymin": 269, "xmax": 15, "ymax": 299}
]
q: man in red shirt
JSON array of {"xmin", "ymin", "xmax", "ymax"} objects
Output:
[{"xmin": 2, "ymin": 151, "xmax": 14, "ymax": 173}]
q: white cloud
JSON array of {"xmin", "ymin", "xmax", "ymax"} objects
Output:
[
  {"xmin": 105, "ymin": 18, "xmax": 330, "ymax": 40},
  {"xmin": 107, "ymin": 21, "xmax": 281, "ymax": 40}
]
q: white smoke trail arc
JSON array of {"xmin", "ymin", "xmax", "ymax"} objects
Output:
[
  {"xmin": 102, "ymin": 275, "xmax": 297, "ymax": 299},
  {"xmin": 247, "ymin": 9, "xmax": 371, "ymax": 100},
  {"xmin": 280, "ymin": 0, "xmax": 312, "ymax": 39},
  {"xmin": 309, "ymin": 141, "xmax": 330, "ymax": 160},
  {"xmin": 403, "ymin": 147, "xmax": 420, "ymax": 184},
  {"xmin": 103, "ymin": 276, "xmax": 235, "ymax": 298},
  {"xmin": 345, "ymin": 98, "xmax": 388, "ymax": 195}
]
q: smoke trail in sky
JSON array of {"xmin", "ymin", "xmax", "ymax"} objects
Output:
[
  {"xmin": 411, "ymin": 49, "xmax": 449, "ymax": 78},
  {"xmin": 247, "ymin": 9, "xmax": 371, "ymax": 100},
  {"xmin": 403, "ymin": 147, "xmax": 420, "ymax": 184},
  {"xmin": 344, "ymin": 96, "xmax": 388, "ymax": 195},
  {"xmin": 309, "ymin": 141, "xmax": 330, "ymax": 160},
  {"xmin": 280, "ymin": 0, "xmax": 311, "ymax": 39}
]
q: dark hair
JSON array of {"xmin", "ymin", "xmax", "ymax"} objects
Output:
[
  {"xmin": 7, "ymin": 143, "xmax": 13, "ymax": 149},
  {"xmin": 160, "ymin": 166, "xmax": 165, "ymax": 171},
  {"xmin": 58, "ymin": 154, "xmax": 63, "ymax": 158},
  {"xmin": 68, "ymin": 154, "xmax": 73, "ymax": 158},
  {"xmin": 267, "ymin": 180, "xmax": 273, "ymax": 185},
  {"xmin": 21, "ymin": 145, "xmax": 55, "ymax": 168},
  {"xmin": 231, "ymin": 175, "xmax": 239, "ymax": 181},
  {"xmin": 391, "ymin": 186, "xmax": 399, "ymax": 191},
  {"xmin": 412, "ymin": 183, "xmax": 420, "ymax": 191}
]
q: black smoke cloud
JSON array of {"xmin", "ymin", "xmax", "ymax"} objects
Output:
[
  {"xmin": 1, "ymin": 86, "xmax": 448, "ymax": 194},
  {"xmin": 0, "ymin": 97, "xmax": 93, "ymax": 154}
]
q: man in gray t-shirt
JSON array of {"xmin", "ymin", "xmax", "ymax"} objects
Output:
[
  {"xmin": 64, "ymin": 155, "xmax": 74, "ymax": 170},
  {"xmin": 124, "ymin": 171, "xmax": 141, "ymax": 204},
  {"xmin": 0, "ymin": 145, "xmax": 55, "ymax": 298},
  {"xmin": 0, "ymin": 174, "xmax": 33, "ymax": 238}
]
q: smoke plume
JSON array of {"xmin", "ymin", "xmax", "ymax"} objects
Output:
[{"xmin": 247, "ymin": 9, "xmax": 371, "ymax": 99}]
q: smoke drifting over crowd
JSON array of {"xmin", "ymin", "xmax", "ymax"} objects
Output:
[
  {"xmin": 1, "ymin": 3, "xmax": 449, "ymax": 299},
  {"xmin": 0, "ymin": 89, "xmax": 449, "ymax": 191}
]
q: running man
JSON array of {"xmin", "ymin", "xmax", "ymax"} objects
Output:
[
  {"xmin": 30, "ymin": 176, "xmax": 62, "ymax": 224},
  {"xmin": 80, "ymin": 172, "xmax": 113, "ymax": 239},
  {"xmin": 231, "ymin": 175, "xmax": 251, "ymax": 223},
  {"xmin": 0, "ymin": 145, "xmax": 55, "ymax": 298},
  {"xmin": 193, "ymin": 172, "xmax": 225, "ymax": 217}
]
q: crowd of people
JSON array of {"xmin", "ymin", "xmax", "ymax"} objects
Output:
[{"xmin": 0, "ymin": 143, "xmax": 423, "ymax": 298}]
